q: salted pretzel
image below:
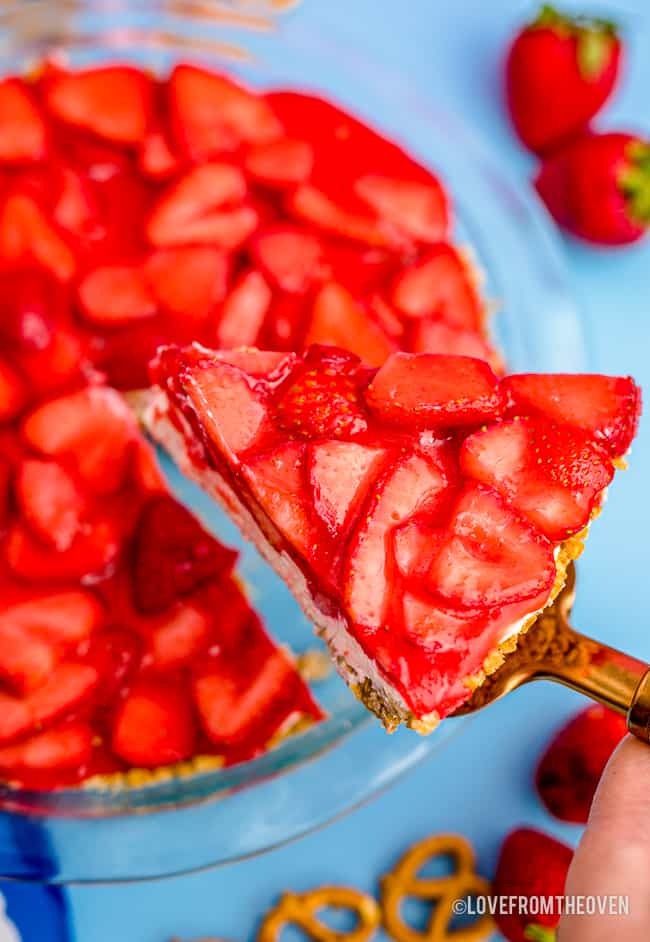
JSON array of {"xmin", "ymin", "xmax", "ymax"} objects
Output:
[
  {"xmin": 380, "ymin": 834, "xmax": 493, "ymax": 942},
  {"xmin": 258, "ymin": 886, "xmax": 382, "ymax": 942}
]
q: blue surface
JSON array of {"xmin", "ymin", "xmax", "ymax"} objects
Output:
[{"xmin": 68, "ymin": 1, "xmax": 650, "ymax": 939}]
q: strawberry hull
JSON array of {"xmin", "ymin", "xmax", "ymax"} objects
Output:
[{"xmin": 148, "ymin": 344, "xmax": 639, "ymax": 731}]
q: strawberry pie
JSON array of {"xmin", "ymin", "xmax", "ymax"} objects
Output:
[{"xmin": 148, "ymin": 344, "xmax": 641, "ymax": 732}]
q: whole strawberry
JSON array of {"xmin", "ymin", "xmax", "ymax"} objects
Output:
[
  {"xmin": 506, "ymin": 4, "xmax": 622, "ymax": 154},
  {"xmin": 536, "ymin": 131, "xmax": 650, "ymax": 244},
  {"xmin": 493, "ymin": 828, "xmax": 573, "ymax": 942},
  {"xmin": 536, "ymin": 704, "xmax": 628, "ymax": 823}
]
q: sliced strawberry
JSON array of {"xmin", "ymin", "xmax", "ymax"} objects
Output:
[
  {"xmin": 215, "ymin": 269, "xmax": 271, "ymax": 348},
  {"xmin": 77, "ymin": 264, "xmax": 157, "ymax": 326},
  {"xmin": 354, "ymin": 174, "xmax": 449, "ymax": 243},
  {"xmin": 193, "ymin": 649, "xmax": 295, "ymax": 746},
  {"xmin": 44, "ymin": 66, "xmax": 152, "ymax": 145},
  {"xmin": 502, "ymin": 373, "xmax": 641, "ymax": 458},
  {"xmin": 111, "ymin": 679, "xmax": 196, "ymax": 767},
  {"xmin": 0, "ymin": 722, "xmax": 94, "ymax": 773},
  {"xmin": 0, "ymin": 661, "xmax": 98, "ymax": 743},
  {"xmin": 52, "ymin": 165, "xmax": 102, "ymax": 243},
  {"xmin": 392, "ymin": 244, "xmax": 482, "ymax": 330},
  {"xmin": 217, "ymin": 348, "xmax": 294, "ymax": 377},
  {"xmin": 367, "ymin": 294, "xmax": 405, "ymax": 339},
  {"xmin": 138, "ymin": 125, "xmax": 180, "ymax": 180},
  {"xmin": 245, "ymin": 137, "xmax": 314, "ymax": 187},
  {"xmin": 0, "ymin": 623, "xmax": 57, "ymax": 694},
  {"xmin": 0, "ymin": 191, "xmax": 76, "ymax": 281},
  {"xmin": 308, "ymin": 440, "xmax": 387, "ymax": 537},
  {"xmin": 84, "ymin": 628, "xmax": 141, "ymax": 706},
  {"xmin": 0, "ymin": 357, "xmax": 27, "ymax": 422},
  {"xmin": 276, "ymin": 348, "xmax": 369, "ymax": 439},
  {"xmin": 183, "ymin": 360, "xmax": 271, "ymax": 458},
  {"xmin": 22, "ymin": 385, "xmax": 137, "ymax": 494},
  {"xmin": 393, "ymin": 519, "xmax": 448, "ymax": 582},
  {"xmin": 144, "ymin": 604, "xmax": 212, "ymax": 670},
  {"xmin": 460, "ymin": 418, "xmax": 614, "ymax": 540},
  {"xmin": 133, "ymin": 495, "xmax": 237, "ymax": 613},
  {"xmin": 0, "ymin": 590, "xmax": 103, "ymax": 644},
  {"xmin": 6, "ymin": 518, "xmax": 122, "ymax": 584},
  {"xmin": 16, "ymin": 458, "xmax": 84, "ymax": 550},
  {"xmin": 19, "ymin": 329, "xmax": 86, "ymax": 397},
  {"xmin": 345, "ymin": 451, "xmax": 454, "ymax": 629},
  {"xmin": 145, "ymin": 247, "xmax": 229, "ymax": 321},
  {"xmin": 169, "ymin": 65, "xmax": 282, "ymax": 159},
  {"xmin": 0, "ymin": 78, "xmax": 47, "ymax": 163},
  {"xmin": 428, "ymin": 483, "xmax": 556, "ymax": 609},
  {"xmin": 243, "ymin": 442, "xmax": 318, "ymax": 560},
  {"xmin": 146, "ymin": 162, "xmax": 256, "ymax": 249},
  {"xmin": 0, "ymin": 267, "xmax": 55, "ymax": 352},
  {"xmin": 365, "ymin": 352, "xmax": 502, "ymax": 427},
  {"xmin": 409, "ymin": 318, "xmax": 500, "ymax": 368},
  {"xmin": 288, "ymin": 185, "xmax": 397, "ymax": 248},
  {"xmin": 253, "ymin": 227, "xmax": 326, "ymax": 294},
  {"xmin": 305, "ymin": 283, "xmax": 395, "ymax": 368}
]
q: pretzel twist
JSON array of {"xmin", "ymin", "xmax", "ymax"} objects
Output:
[{"xmin": 258, "ymin": 886, "xmax": 381, "ymax": 942}]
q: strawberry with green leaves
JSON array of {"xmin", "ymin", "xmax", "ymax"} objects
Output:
[{"xmin": 506, "ymin": 4, "xmax": 622, "ymax": 154}]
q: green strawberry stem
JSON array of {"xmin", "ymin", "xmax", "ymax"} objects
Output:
[
  {"xmin": 620, "ymin": 142, "xmax": 650, "ymax": 226},
  {"xmin": 534, "ymin": 4, "xmax": 618, "ymax": 79},
  {"xmin": 524, "ymin": 924, "xmax": 556, "ymax": 942}
]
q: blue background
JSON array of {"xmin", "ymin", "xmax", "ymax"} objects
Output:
[{"xmin": 65, "ymin": 1, "xmax": 650, "ymax": 939}]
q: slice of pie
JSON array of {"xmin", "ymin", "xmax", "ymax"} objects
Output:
[{"xmin": 148, "ymin": 343, "xmax": 641, "ymax": 732}]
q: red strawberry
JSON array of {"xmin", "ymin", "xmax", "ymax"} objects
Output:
[
  {"xmin": 77, "ymin": 264, "xmax": 157, "ymax": 326},
  {"xmin": 0, "ymin": 267, "xmax": 56, "ymax": 352},
  {"xmin": 145, "ymin": 247, "xmax": 229, "ymax": 322},
  {"xmin": 0, "ymin": 357, "xmax": 27, "ymax": 422},
  {"xmin": 288, "ymin": 184, "xmax": 397, "ymax": 248},
  {"xmin": 0, "ymin": 624, "xmax": 57, "ymax": 695},
  {"xmin": 44, "ymin": 66, "xmax": 153, "ymax": 145},
  {"xmin": 308, "ymin": 441, "xmax": 387, "ymax": 538},
  {"xmin": 502, "ymin": 373, "xmax": 641, "ymax": 457},
  {"xmin": 133, "ymin": 495, "xmax": 237, "ymax": 613},
  {"xmin": 506, "ymin": 5, "xmax": 622, "ymax": 154},
  {"xmin": 22, "ymin": 385, "xmax": 137, "ymax": 494},
  {"xmin": 0, "ymin": 78, "xmax": 47, "ymax": 163},
  {"xmin": 345, "ymin": 450, "xmax": 454, "ymax": 630},
  {"xmin": 0, "ymin": 661, "xmax": 98, "ymax": 743},
  {"xmin": 52, "ymin": 165, "xmax": 102, "ymax": 244},
  {"xmin": 0, "ymin": 190, "xmax": 76, "ymax": 281},
  {"xmin": 536, "ymin": 132, "xmax": 650, "ymax": 245},
  {"xmin": 111, "ymin": 679, "xmax": 196, "ymax": 767},
  {"xmin": 276, "ymin": 349, "xmax": 369, "ymax": 439},
  {"xmin": 16, "ymin": 458, "xmax": 84, "ymax": 550},
  {"xmin": 146, "ymin": 162, "xmax": 257, "ymax": 249},
  {"xmin": 428, "ymin": 484, "xmax": 556, "ymax": 609},
  {"xmin": 169, "ymin": 65, "xmax": 283, "ymax": 160},
  {"xmin": 365, "ymin": 352, "xmax": 502, "ymax": 427},
  {"xmin": 493, "ymin": 828, "xmax": 573, "ymax": 942},
  {"xmin": 243, "ymin": 442, "xmax": 318, "ymax": 561},
  {"xmin": 0, "ymin": 722, "xmax": 94, "ymax": 775},
  {"xmin": 144, "ymin": 604, "xmax": 212, "ymax": 671},
  {"xmin": 193, "ymin": 649, "xmax": 296, "ymax": 746},
  {"xmin": 6, "ymin": 517, "xmax": 122, "ymax": 584},
  {"xmin": 354, "ymin": 174, "xmax": 449, "ymax": 243},
  {"xmin": 460, "ymin": 418, "xmax": 614, "ymax": 540},
  {"xmin": 305, "ymin": 283, "xmax": 395, "ymax": 368},
  {"xmin": 244, "ymin": 137, "xmax": 314, "ymax": 188},
  {"xmin": 138, "ymin": 125, "xmax": 180, "ymax": 180},
  {"xmin": 253, "ymin": 227, "xmax": 326, "ymax": 294},
  {"xmin": 409, "ymin": 318, "xmax": 501, "ymax": 371},
  {"xmin": 0, "ymin": 590, "xmax": 103, "ymax": 644},
  {"xmin": 536, "ymin": 704, "xmax": 628, "ymax": 823},
  {"xmin": 18, "ymin": 329, "xmax": 86, "ymax": 397},
  {"xmin": 391, "ymin": 244, "xmax": 483, "ymax": 331},
  {"xmin": 179, "ymin": 357, "xmax": 274, "ymax": 458},
  {"xmin": 84, "ymin": 628, "xmax": 141, "ymax": 706},
  {"xmin": 215, "ymin": 270, "xmax": 271, "ymax": 348}
]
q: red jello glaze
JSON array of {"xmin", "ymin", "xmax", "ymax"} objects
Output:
[
  {"xmin": 0, "ymin": 62, "xmax": 498, "ymax": 393},
  {"xmin": 152, "ymin": 345, "xmax": 641, "ymax": 722},
  {"xmin": 0, "ymin": 382, "xmax": 321, "ymax": 791}
]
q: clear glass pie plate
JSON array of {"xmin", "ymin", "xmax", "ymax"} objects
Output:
[{"xmin": 0, "ymin": 0, "xmax": 585, "ymax": 882}]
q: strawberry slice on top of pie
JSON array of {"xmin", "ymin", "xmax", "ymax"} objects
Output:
[{"xmin": 148, "ymin": 344, "xmax": 641, "ymax": 732}]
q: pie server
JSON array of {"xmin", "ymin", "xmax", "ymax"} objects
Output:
[{"xmin": 456, "ymin": 563, "xmax": 650, "ymax": 743}]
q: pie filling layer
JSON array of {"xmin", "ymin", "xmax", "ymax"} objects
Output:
[{"xmin": 149, "ymin": 344, "xmax": 640, "ymax": 729}]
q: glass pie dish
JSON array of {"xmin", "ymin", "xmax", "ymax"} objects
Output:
[{"xmin": 0, "ymin": 0, "xmax": 585, "ymax": 882}]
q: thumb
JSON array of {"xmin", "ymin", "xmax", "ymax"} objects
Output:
[{"xmin": 558, "ymin": 734, "xmax": 650, "ymax": 941}]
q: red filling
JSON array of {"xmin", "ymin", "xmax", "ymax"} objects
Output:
[{"xmin": 151, "ymin": 344, "xmax": 640, "ymax": 721}]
